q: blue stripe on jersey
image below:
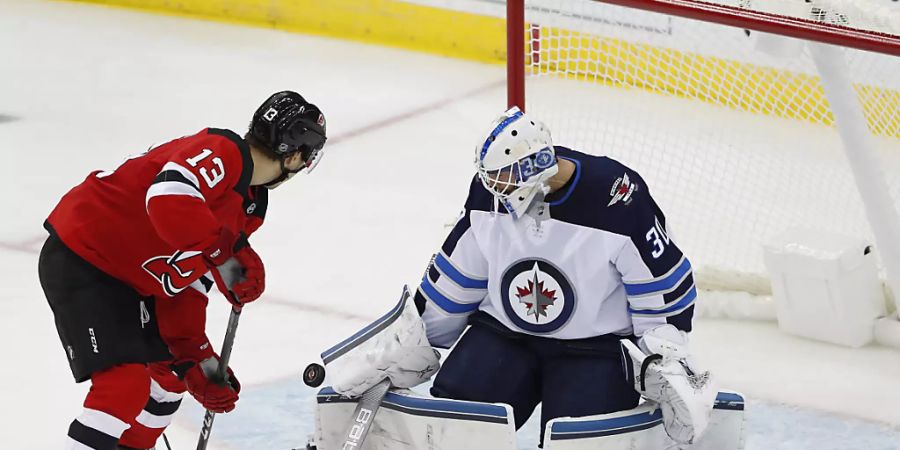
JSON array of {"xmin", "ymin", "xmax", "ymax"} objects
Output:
[
  {"xmin": 419, "ymin": 276, "xmax": 481, "ymax": 314},
  {"xmin": 623, "ymin": 257, "xmax": 692, "ymax": 297},
  {"xmin": 479, "ymin": 111, "xmax": 523, "ymax": 161},
  {"xmin": 434, "ymin": 253, "xmax": 488, "ymax": 290},
  {"xmin": 628, "ymin": 285, "xmax": 697, "ymax": 315},
  {"xmin": 662, "ymin": 272, "xmax": 694, "ymax": 303}
]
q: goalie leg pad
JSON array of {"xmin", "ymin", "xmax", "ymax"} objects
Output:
[
  {"xmin": 543, "ymin": 391, "xmax": 746, "ymax": 450},
  {"xmin": 314, "ymin": 387, "xmax": 517, "ymax": 450}
]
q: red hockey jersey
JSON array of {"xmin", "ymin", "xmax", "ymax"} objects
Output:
[{"xmin": 47, "ymin": 128, "xmax": 268, "ymax": 300}]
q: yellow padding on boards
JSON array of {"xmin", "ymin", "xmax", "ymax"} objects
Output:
[
  {"xmin": 69, "ymin": 0, "xmax": 900, "ymax": 138},
  {"xmin": 68, "ymin": 0, "xmax": 508, "ymax": 63},
  {"xmin": 530, "ymin": 26, "xmax": 900, "ymax": 139}
]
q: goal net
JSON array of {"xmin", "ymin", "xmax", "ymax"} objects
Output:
[{"xmin": 514, "ymin": 0, "xmax": 900, "ymax": 311}]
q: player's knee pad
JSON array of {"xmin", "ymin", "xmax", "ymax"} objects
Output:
[{"xmin": 84, "ymin": 363, "xmax": 151, "ymax": 422}]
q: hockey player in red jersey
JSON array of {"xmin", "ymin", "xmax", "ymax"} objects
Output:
[{"xmin": 38, "ymin": 91, "xmax": 327, "ymax": 450}]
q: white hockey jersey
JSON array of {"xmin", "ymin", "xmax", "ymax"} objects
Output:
[{"xmin": 414, "ymin": 147, "xmax": 696, "ymax": 348}]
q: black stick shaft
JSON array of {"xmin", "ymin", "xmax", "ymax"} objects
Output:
[{"xmin": 196, "ymin": 306, "xmax": 242, "ymax": 450}]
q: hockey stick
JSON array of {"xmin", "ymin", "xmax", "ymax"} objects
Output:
[
  {"xmin": 196, "ymin": 304, "xmax": 242, "ymax": 450},
  {"xmin": 340, "ymin": 378, "xmax": 392, "ymax": 450}
]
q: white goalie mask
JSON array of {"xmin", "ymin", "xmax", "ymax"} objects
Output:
[{"xmin": 475, "ymin": 107, "xmax": 558, "ymax": 219}]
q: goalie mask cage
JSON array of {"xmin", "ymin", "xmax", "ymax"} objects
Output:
[{"xmin": 507, "ymin": 0, "xmax": 900, "ymax": 314}]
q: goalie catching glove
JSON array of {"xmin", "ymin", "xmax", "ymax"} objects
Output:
[
  {"xmin": 328, "ymin": 292, "xmax": 441, "ymax": 398},
  {"xmin": 620, "ymin": 324, "xmax": 717, "ymax": 444}
]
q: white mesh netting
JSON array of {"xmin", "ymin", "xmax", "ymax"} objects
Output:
[{"xmin": 523, "ymin": 0, "xmax": 900, "ymax": 296}]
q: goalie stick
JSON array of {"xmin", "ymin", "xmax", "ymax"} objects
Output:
[{"xmin": 338, "ymin": 378, "xmax": 392, "ymax": 450}]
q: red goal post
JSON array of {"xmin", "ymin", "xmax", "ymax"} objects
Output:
[{"xmin": 505, "ymin": 0, "xmax": 900, "ymax": 318}]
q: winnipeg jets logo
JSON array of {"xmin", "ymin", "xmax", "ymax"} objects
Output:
[
  {"xmin": 501, "ymin": 259, "xmax": 576, "ymax": 333},
  {"xmin": 608, "ymin": 173, "xmax": 638, "ymax": 207},
  {"xmin": 142, "ymin": 250, "xmax": 206, "ymax": 297},
  {"xmin": 516, "ymin": 267, "xmax": 557, "ymax": 322}
]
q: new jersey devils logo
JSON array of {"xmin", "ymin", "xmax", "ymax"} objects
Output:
[
  {"xmin": 500, "ymin": 258, "xmax": 576, "ymax": 334},
  {"xmin": 142, "ymin": 250, "xmax": 206, "ymax": 296}
]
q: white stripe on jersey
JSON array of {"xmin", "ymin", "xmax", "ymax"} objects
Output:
[
  {"xmin": 438, "ymin": 250, "xmax": 488, "ymax": 283},
  {"xmin": 145, "ymin": 181, "xmax": 205, "ymax": 208},
  {"xmin": 150, "ymin": 377, "xmax": 185, "ymax": 403},
  {"xmin": 428, "ymin": 271, "xmax": 487, "ymax": 304},
  {"xmin": 135, "ymin": 409, "xmax": 175, "ymax": 429},
  {"xmin": 74, "ymin": 408, "xmax": 130, "ymax": 438},
  {"xmin": 160, "ymin": 161, "xmax": 201, "ymax": 190}
]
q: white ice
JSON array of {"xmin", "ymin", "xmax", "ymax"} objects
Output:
[{"xmin": 2, "ymin": 1, "xmax": 900, "ymax": 449}]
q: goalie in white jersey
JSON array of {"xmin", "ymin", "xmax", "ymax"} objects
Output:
[{"xmin": 412, "ymin": 107, "xmax": 716, "ymax": 445}]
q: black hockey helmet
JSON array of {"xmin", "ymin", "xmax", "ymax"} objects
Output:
[{"xmin": 249, "ymin": 91, "xmax": 327, "ymax": 165}]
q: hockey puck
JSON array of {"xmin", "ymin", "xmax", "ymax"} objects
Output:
[{"xmin": 303, "ymin": 363, "xmax": 326, "ymax": 387}]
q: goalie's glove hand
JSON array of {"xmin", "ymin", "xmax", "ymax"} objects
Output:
[
  {"xmin": 330, "ymin": 296, "xmax": 441, "ymax": 398},
  {"xmin": 173, "ymin": 355, "xmax": 241, "ymax": 413},
  {"xmin": 332, "ymin": 345, "xmax": 440, "ymax": 398},
  {"xmin": 621, "ymin": 325, "xmax": 717, "ymax": 444},
  {"xmin": 204, "ymin": 229, "xmax": 265, "ymax": 306}
]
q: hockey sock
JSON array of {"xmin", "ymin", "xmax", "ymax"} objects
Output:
[{"xmin": 66, "ymin": 364, "xmax": 150, "ymax": 450}]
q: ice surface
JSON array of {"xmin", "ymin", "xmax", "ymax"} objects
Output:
[
  {"xmin": 182, "ymin": 381, "xmax": 900, "ymax": 450},
  {"xmin": 2, "ymin": 1, "xmax": 899, "ymax": 448}
]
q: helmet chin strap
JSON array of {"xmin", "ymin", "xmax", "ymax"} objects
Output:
[{"xmin": 263, "ymin": 156, "xmax": 300, "ymax": 189}]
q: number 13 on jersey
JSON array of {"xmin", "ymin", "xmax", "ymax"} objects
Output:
[{"xmin": 186, "ymin": 148, "xmax": 225, "ymax": 189}]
